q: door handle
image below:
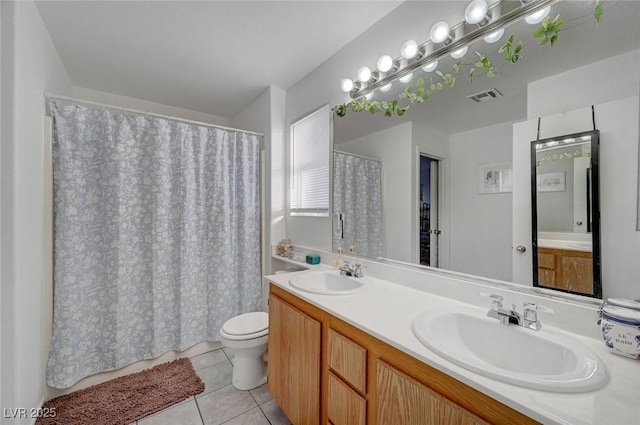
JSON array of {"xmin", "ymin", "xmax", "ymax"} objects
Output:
[{"xmin": 516, "ymin": 245, "xmax": 526, "ymax": 253}]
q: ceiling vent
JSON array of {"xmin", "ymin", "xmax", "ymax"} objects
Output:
[{"xmin": 467, "ymin": 88, "xmax": 503, "ymax": 103}]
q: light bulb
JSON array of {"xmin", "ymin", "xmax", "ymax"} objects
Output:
[
  {"xmin": 450, "ymin": 45, "xmax": 468, "ymax": 59},
  {"xmin": 340, "ymin": 78, "xmax": 354, "ymax": 93},
  {"xmin": 430, "ymin": 21, "xmax": 451, "ymax": 44},
  {"xmin": 525, "ymin": 6, "xmax": 550, "ymax": 24},
  {"xmin": 483, "ymin": 28, "xmax": 505, "ymax": 44},
  {"xmin": 465, "ymin": 0, "xmax": 488, "ymax": 25},
  {"xmin": 357, "ymin": 66, "xmax": 372, "ymax": 83},
  {"xmin": 422, "ymin": 61, "xmax": 438, "ymax": 73},
  {"xmin": 377, "ymin": 55, "xmax": 393, "ymax": 73},
  {"xmin": 401, "ymin": 40, "xmax": 419, "ymax": 60},
  {"xmin": 380, "ymin": 83, "xmax": 392, "ymax": 92},
  {"xmin": 399, "ymin": 73, "xmax": 413, "ymax": 84},
  {"xmin": 365, "ymin": 92, "xmax": 374, "ymax": 100}
]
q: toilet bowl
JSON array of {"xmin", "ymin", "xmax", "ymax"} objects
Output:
[{"xmin": 220, "ymin": 311, "xmax": 269, "ymax": 390}]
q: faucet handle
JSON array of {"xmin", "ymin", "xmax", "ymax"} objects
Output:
[
  {"xmin": 523, "ymin": 302, "xmax": 554, "ymax": 313},
  {"xmin": 480, "ymin": 292, "xmax": 504, "ymax": 311},
  {"xmin": 523, "ymin": 302, "xmax": 554, "ymax": 323}
]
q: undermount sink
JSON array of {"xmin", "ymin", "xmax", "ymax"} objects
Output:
[
  {"xmin": 289, "ymin": 270, "xmax": 373, "ymax": 295},
  {"xmin": 412, "ymin": 310, "xmax": 608, "ymax": 392}
]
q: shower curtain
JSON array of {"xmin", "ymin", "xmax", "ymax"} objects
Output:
[
  {"xmin": 47, "ymin": 101, "xmax": 262, "ymax": 388},
  {"xmin": 333, "ymin": 151, "xmax": 384, "ymax": 258}
]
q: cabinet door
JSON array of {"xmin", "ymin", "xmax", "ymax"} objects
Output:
[
  {"xmin": 268, "ymin": 295, "xmax": 321, "ymax": 425},
  {"xmin": 376, "ymin": 360, "xmax": 489, "ymax": 425}
]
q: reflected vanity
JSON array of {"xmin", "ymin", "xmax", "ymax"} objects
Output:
[{"xmin": 531, "ymin": 130, "xmax": 601, "ymax": 298}]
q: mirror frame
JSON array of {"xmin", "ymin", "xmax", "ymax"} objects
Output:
[{"xmin": 530, "ymin": 130, "xmax": 602, "ymax": 298}]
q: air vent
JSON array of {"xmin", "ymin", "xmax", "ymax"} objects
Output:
[{"xmin": 467, "ymin": 88, "xmax": 503, "ymax": 103}]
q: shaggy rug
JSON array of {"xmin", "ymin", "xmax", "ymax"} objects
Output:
[{"xmin": 36, "ymin": 358, "xmax": 205, "ymax": 425}]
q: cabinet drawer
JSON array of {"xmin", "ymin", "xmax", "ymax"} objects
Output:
[
  {"xmin": 538, "ymin": 252, "xmax": 556, "ymax": 269},
  {"xmin": 328, "ymin": 329, "xmax": 367, "ymax": 393},
  {"xmin": 327, "ymin": 372, "xmax": 366, "ymax": 425}
]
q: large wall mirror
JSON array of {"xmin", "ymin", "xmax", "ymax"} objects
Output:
[
  {"xmin": 531, "ymin": 130, "xmax": 601, "ymax": 298},
  {"xmin": 331, "ymin": 0, "xmax": 640, "ymax": 301}
]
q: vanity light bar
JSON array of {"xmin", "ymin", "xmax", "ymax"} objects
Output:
[{"xmin": 345, "ymin": 0, "xmax": 561, "ymax": 100}]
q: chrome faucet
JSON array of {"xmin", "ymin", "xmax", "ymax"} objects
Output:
[
  {"xmin": 484, "ymin": 294, "xmax": 521, "ymax": 326},
  {"xmin": 339, "ymin": 261, "xmax": 364, "ymax": 278},
  {"xmin": 481, "ymin": 293, "xmax": 553, "ymax": 331}
]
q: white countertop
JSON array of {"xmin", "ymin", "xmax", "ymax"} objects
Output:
[{"xmin": 266, "ymin": 267, "xmax": 640, "ymax": 425}]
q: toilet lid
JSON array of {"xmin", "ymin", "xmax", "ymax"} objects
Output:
[{"xmin": 222, "ymin": 312, "xmax": 268, "ymax": 336}]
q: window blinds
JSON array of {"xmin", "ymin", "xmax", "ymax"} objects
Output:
[{"xmin": 290, "ymin": 105, "xmax": 330, "ymax": 216}]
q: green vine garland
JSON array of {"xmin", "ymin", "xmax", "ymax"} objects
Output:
[{"xmin": 332, "ymin": 1, "xmax": 604, "ymax": 119}]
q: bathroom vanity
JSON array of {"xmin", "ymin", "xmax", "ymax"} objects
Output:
[
  {"xmin": 266, "ymin": 263, "xmax": 640, "ymax": 425},
  {"xmin": 268, "ymin": 283, "xmax": 533, "ymax": 425}
]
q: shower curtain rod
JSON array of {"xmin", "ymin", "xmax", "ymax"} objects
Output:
[
  {"xmin": 334, "ymin": 150, "xmax": 381, "ymax": 163},
  {"xmin": 44, "ymin": 92, "xmax": 264, "ymax": 137}
]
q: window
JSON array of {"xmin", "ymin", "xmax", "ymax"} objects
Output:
[{"xmin": 289, "ymin": 105, "xmax": 331, "ymax": 216}]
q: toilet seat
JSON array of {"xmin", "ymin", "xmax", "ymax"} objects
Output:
[{"xmin": 221, "ymin": 312, "xmax": 268, "ymax": 340}]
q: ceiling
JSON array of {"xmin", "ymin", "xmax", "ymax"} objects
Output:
[
  {"xmin": 35, "ymin": 0, "xmax": 402, "ymax": 119},
  {"xmin": 35, "ymin": 1, "xmax": 640, "ymax": 132}
]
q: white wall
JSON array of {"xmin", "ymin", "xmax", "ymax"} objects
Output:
[
  {"xmin": 232, "ymin": 85, "xmax": 287, "ymax": 307},
  {"xmin": 339, "ymin": 122, "xmax": 413, "ymax": 262},
  {"xmin": 527, "ymin": 50, "xmax": 640, "ymax": 119},
  {"xmin": 0, "ymin": 1, "xmax": 73, "ymax": 421},
  {"xmin": 449, "ymin": 121, "xmax": 514, "ymax": 282}
]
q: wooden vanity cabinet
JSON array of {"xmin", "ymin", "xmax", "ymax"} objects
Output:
[
  {"xmin": 538, "ymin": 247, "xmax": 593, "ymax": 294},
  {"xmin": 269, "ymin": 284, "xmax": 540, "ymax": 425}
]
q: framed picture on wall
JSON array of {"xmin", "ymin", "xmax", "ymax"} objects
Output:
[
  {"xmin": 478, "ymin": 162, "xmax": 513, "ymax": 194},
  {"xmin": 537, "ymin": 171, "xmax": 566, "ymax": 192}
]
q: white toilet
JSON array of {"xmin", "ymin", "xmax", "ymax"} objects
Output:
[{"xmin": 220, "ymin": 311, "xmax": 269, "ymax": 390}]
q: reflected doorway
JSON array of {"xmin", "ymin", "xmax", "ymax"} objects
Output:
[{"xmin": 419, "ymin": 155, "xmax": 440, "ymax": 267}]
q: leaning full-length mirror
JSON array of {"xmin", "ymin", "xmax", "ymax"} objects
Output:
[{"xmin": 531, "ymin": 130, "xmax": 601, "ymax": 298}]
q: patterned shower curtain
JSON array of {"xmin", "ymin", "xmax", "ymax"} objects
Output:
[
  {"xmin": 47, "ymin": 102, "xmax": 262, "ymax": 388},
  {"xmin": 333, "ymin": 151, "xmax": 384, "ymax": 258}
]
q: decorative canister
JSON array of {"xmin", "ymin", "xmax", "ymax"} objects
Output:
[
  {"xmin": 601, "ymin": 301, "xmax": 640, "ymax": 359},
  {"xmin": 277, "ymin": 239, "xmax": 292, "ymax": 257}
]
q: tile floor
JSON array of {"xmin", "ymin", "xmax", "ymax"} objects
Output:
[{"xmin": 134, "ymin": 348, "xmax": 291, "ymax": 425}]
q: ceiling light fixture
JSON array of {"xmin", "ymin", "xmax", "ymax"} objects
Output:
[
  {"xmin": 377, "ymin": 55, "xmax": 394, "ymax": 73},
  {"xmin": 450, "ymin": 45, "xmax": 469, "ymax": 59},
  {"xmin": 484, "ymin": 28, "xmax": 505, "ymax": 43},
  {"xmin": 430, "ymin": 21, "xmax": 452, "ymax": 44},
  {"xmin": 422, "ymin": 61, "xmax": 438, "ymax": 73},
  {"xmin": 465, "ymin": 0, "xmax": 489, "ymax": 25},
  {"xmin": 399, "ymin": 73, "xmax": 413, "ymax": 84},
  {"xmin": 340, "ymin": 78, "xmax": 354, "ymax": 93},
  {"xmin": 341, "ymin": 0, "xmax": 559, "ymax": 99},
  {"xmin": 525, "ymin": 5, "xmax": 551, "ymax": 24},
  {"xmin": 401, "ymin": 40, "xmax": 420, "ymax": 60},
  {"xmin": 357, "ymin": 66, "xmax": 372, "ymax": 83}
]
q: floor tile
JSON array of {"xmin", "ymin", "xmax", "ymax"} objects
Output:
[
  {"xmin": 191, "ymin": 349, "xmax": 229, "ymax": 371},
  {"xmin": 138, "ymin": 398, "xmax": 203, "ymax": 425},
  {"xmin": 219, "ymin": 407, "xmax": 270, "ymax": 425},
  {"xmin": 197, "ymin": 385, "xmax": 257, "ymax": 425},
  {"xmin": 248, "ymin": 383, "xmax": 272, "ymax": 405},
  {"xmin": 259, "ymin": 400, "xmax": 291, "ymax": 425},
  {"xmin": 222, "ymin": 347, "xmax": 235, "ymax": 363},
  {"xmin": 196, "ymin": 360, "xmax": 233, "ymax": 395}
]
